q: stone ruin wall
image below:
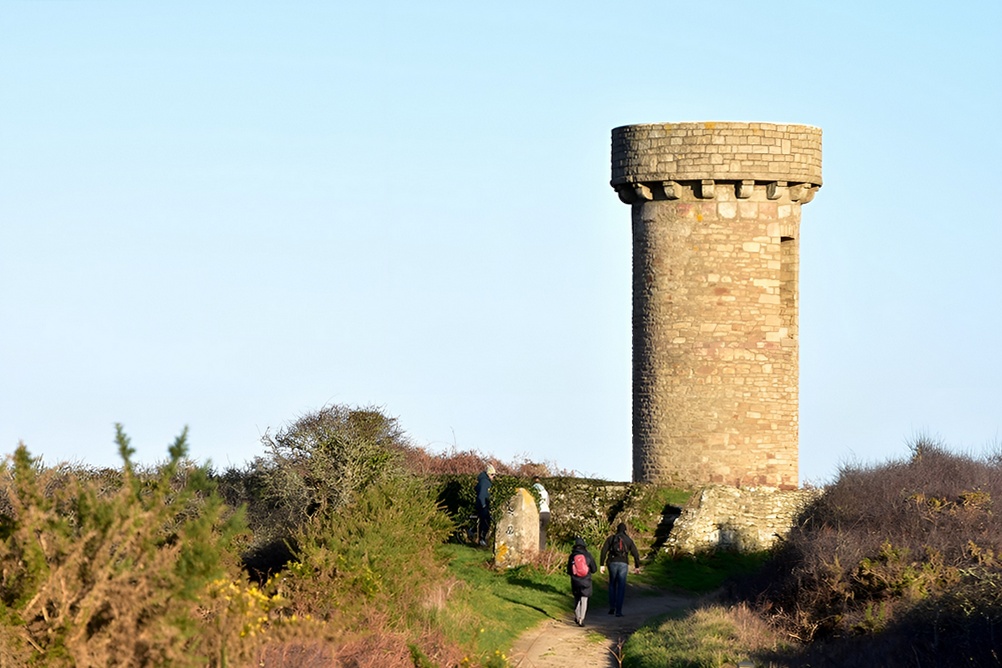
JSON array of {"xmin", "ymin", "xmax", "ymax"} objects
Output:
[
  {"xmin": 665, "ymin": 484, "xmax": 821, "ymax": 554},
  {"xmin": 611, "ymin": 122, "xmax": 823, "ymax": 491},
  {"xmin": 490, "ymin": 480, "xmax": 818, "ymax": 561}
]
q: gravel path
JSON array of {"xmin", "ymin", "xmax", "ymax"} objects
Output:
[{"xmin": 508, "ymin": 587, "xmax": 695, "ymax": 668}]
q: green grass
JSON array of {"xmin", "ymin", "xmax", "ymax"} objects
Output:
[
  {"xmin": 644, "ymin": 487, "xmax": 692, "ymax": 513},
  {"xmin": 629, "ymin": 487, "xmax": 693, "ymax": 536},
  {"xmin": 438, "ymin": 544, "xmax": 774, "ymax": 666},
  {"xmin": 625, "ymin": 553, "xmax": 779, "ymax": 668},
  {"xmin": 624, "ymin": 607, "xmax": 752, "ymax": 668},
  {"xmin": 644, "ymin": 550, "xmax": 770, "ymax": 594}
]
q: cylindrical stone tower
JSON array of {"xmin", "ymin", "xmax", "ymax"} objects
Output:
[{"xmin": 610, "ymin": 122, "xmax": 822, "ymax": 490}]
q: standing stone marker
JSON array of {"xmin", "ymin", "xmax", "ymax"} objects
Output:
[{"xmin": 494, "ymin": 488, "xmax": 539, "ymax": 568}]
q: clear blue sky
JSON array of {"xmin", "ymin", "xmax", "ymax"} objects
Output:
[{"xmin": 2, "ymin": 1, "xmax": 1000, "ymax": 484}]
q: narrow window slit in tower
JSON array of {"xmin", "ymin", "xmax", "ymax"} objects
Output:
[{"xmin": 780, "ymin": 236, "xmax": 798, "ymax": 341}]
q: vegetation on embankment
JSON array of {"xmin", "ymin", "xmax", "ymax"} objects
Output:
[
  {"xmin": 1, "ymin": 407, "xmax": 470, "ymax": 667},
  {"xmin": 0, "ymin": 404, "xmax": 663, "ymax": 667},
  {"xmin": 624, "ymin": 438, "xmax": 1002, "ymax": 667},
  {"xmin": 6, "ymin": 404, "xmax": 1000, "ymax": 667}
]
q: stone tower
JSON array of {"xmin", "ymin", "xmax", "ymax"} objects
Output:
[{"xmin": 610, "ymin": 122, "xmax": 822, "ymax": 490}]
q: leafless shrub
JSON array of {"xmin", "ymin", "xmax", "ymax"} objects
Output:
[{"xmin": 735, "ymin": 437, "xmax": 1002, "ymax": 665}]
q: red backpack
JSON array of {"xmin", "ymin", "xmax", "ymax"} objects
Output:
[{"xmin": 571, "ymin": 553, "xmax": 589, "ymax": 577}]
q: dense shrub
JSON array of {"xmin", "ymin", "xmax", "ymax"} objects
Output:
[
  {"xmin": 252, "ymin": 406, "xmax": 463, "ymax": 666},
  {"xmin": 737, "ymin": 438, "xmax": 1002, "ymax": 666},
  {"xmin": 231, "ymin": 404, "xmax": 469, "ymax": 664},
  {"xmin": 256, "ymin": 405, "xmax": 407, "ymax": 521},
  {"xmin": 221, "ymin": 405, "xmax": 413, "ymax": 580},
  {"xmin": 0, "ymin": 408, "xmax": 482, "ymax": 666},
  {"xmin": 278, "ymin": 473, "xmax": 453, "ymax": 622}
]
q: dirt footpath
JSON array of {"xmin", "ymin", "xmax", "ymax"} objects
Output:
[{"xmin": 508, "ymin": 587, "xmax": 695, "ymax": 668}]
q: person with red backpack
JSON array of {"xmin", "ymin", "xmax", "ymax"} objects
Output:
[
  {"xmin": 599, "ymin": 523, "xmax": 642, "ymax": 617},
  {"xmin": 566, "ymin": 537, "xmax": 598, "ymax": 627}
]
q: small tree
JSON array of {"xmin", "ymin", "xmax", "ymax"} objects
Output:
[{"xmin": 255, "ymin": 404, "xmax": 407, "ymax": 523}]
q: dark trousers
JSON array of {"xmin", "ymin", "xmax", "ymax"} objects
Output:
[
  {"xmin": 539, "ymin": 511, "xmax": 550, "ymax": 551},
  {"xmin": 476, "ymin": 505, "xmax": 491, "ymax": 544},
  {"xmin": 608, "ymin": 561, "xmax": 628, "ymax": 614}
]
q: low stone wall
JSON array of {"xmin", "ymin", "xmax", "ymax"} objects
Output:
[
  {"xmin": 432, "ymin": 474, "xmax": 822, "ymax": 557},
  {"xmin": 665, "ymin": 485, "xmax": 820, "ymax": 553}
]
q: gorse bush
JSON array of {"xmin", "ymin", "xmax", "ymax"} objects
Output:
[
  {"xmin": 0, "ymin": 408, "xmax": 481, "ymax": 667},
  {"xmin": 280, "ymin": 473, "xmax": 454, "ymax": 624},
  {"xmin": 0, "ymin": 426, "xmax": 253, "ymax": 668}
]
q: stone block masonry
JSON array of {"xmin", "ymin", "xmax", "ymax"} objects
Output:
[
  {"xmin": 610, "ymin": 122, "xmax": 823, "ymax": 490},
  {"xmin": 665, "ymin": 485, "xmax": 821, "ymax": 554}
]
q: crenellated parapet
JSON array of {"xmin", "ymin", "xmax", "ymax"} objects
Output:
[{"xmin": 611, "ymin": 122, "xmax": 822, "ymax": 205}]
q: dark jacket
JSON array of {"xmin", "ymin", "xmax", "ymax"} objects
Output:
[
  {"xmin": 599, "ymin": 523, "xmax": 641, "ymax": 568},
  {"xmin": 566, "ymin": 537, "xmax": 598, "ymax": 597},
  {"xmin": 474, "ymin": 471, "xmax": 492, "ymax": 511}
]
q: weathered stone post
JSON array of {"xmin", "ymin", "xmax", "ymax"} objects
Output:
[
  {"xmin": 494, "ymin": 488, "xmax": 539, "ymax": 568},
  {"xmin": 610, "ymin": 122, "xmax": 822, "ymax": 490}
]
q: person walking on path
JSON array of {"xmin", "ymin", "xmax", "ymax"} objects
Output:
[
  {"xmin": 532, "ymin": 475, "xmax": 550, "ymax": 551},
  {"xmin": 599, "ymin": 523, "xmax": 642, "ymax": 617},
  {"xmin": 566, "ymin": 537, "xmax": 598, "ymax": 627},
  {"xmin": 474, "ymin": 464, "xmax": 496, "ymax": 546}
]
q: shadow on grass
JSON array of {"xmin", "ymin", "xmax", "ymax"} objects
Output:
[
  {"xmin": 495, "ymin": 594, "xmax": 561, "ymax": 619},
  {"xmin": 503, "ymin": 574, "xmax": 564, "ymax": 596}
]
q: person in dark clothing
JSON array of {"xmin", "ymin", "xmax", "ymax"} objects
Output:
[
  {"xmin": 566, "ymin": 537, "xmax": 598, "ymax": 627},
  {"xmin": 474, "ymin": 464, "xmax": 496, "ymax": 546},
  {"xmin": 599, "ymin": 522, "xmax": 642, "ymax": 617}
]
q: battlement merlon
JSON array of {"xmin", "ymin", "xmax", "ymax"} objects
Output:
[{"xmin": 610, "ymin": 122, "xmax": 822, "ymax": 205}]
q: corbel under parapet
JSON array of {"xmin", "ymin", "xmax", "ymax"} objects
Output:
[
  {"xmin": 615, "ymin": 182, "xmax": 654, "ymax": 204},
  {"xmin": 660, "ymin": 180, "xmax": 682, "ymax": 200},
  {"xmin": 797, "ymin": 184, "xmax": 819, "ymax": 203},
  {"xmin": 788, "ymin": 183, "xmax": 809, "ymax": 202},
  {"xmin": 736, "ymin": 180, "xmax": 755, "ymax": 199},
  {"xmin": 766, "ymin": 181, "xmax": 787, "ymax": 200},
  {"xmin": 631, "ymin": 183, "xmax": 653, "ymax": 202}
]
